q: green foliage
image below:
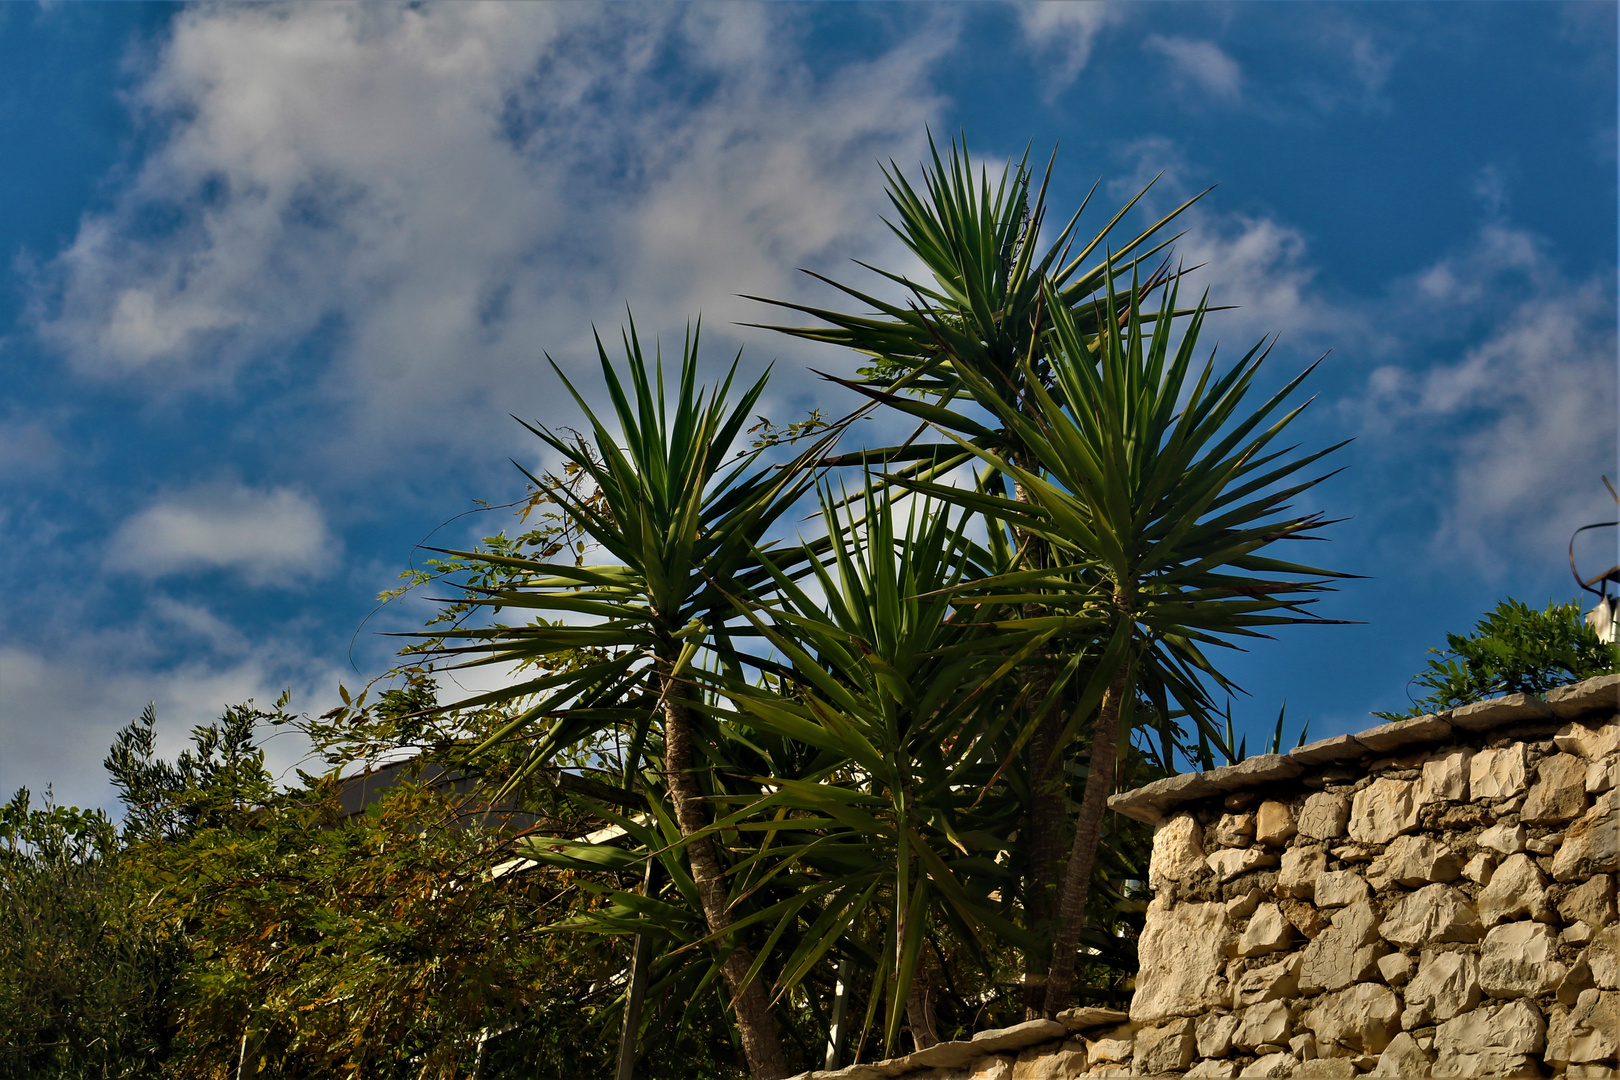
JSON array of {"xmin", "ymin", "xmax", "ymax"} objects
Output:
[{"xmin": 1374, "ymin": 598, "xmax": 1620, "ymax": 721}]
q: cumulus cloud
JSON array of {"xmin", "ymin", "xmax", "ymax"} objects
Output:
[
  {"xmin": 1359, "ymin": 224, "xmax": 1617, "ymax": 571},
  {"xmin": 108, "ymin": 484, "xmax": 333, "ymax": 585},
  {"xmin": 29, "ymin": 4, "xmax": 948, "ymax": 468},
  {"xmin": 1017, "ymin": 2, "xmax": 1127, "ymax": 86},
  {"xmin": 1144, "ymin": 35, "xmax": 1244, "ymax": 103}
]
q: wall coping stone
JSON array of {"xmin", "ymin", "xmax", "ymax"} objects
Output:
[
  {"xmin": 1108, "ymin": 674, "xmax": 1620, "ymax": 824},
  {"xmin": 790, "ymin": 1013, "xmax": 1124, "ymax": 1080}
]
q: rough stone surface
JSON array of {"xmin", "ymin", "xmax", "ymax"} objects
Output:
[
  {"xmin": 1131, "ymin": 898, "xmax": 1237, "ymax": 1023},
  {"xmin": 1009, "ymin": 1047, "xmax": 1086, "ymax": 1080},
  {"xmin": 1548, "ymin": 989, "xmax": 1620, "ymax": 1066},
  {"xmin": 1524, "ymin": 751, "xmax": 1590, "ymax": 825},
  {"xmin": 971, "ymin": 1020, "xmax": 1068, "ymax": 1054},
  {"xmin": 1238, "ymin": 903, "xmax": 1296, "ymax": 957},
  {"xmin": 1294, "ymin": 1059, "xmax": 1358, "ymax": 1078},
  {"xmin": 1470, "ymin": 743, "xmax": 1530, "ymax": 799},
  {"xmin": 1560, "ymin": 874, "xmax": 1618, "ymax": 929},
  {"xmin": 1234, "ymin": 954, "xmax": 1301, "ymax": 1006},
  {"xmin": 1150, "ymin": 813, "xmax": 1208, "ymax": 889},
  {"xmin": 1589, "ymin": 756, "xmax": 1619, "ymax": 793},
  {"xmin": 1313, "ymin": 869, "xmax": 1370, "ymax": 909},
  {"xmin": 1296, "ymin": 792, "xmax": 1351, "ymax": 841},
  {"xmin": 1547, "ymin": 674, "xmax": 1620, "ymax": 719},
  {"xmin": 1357, "ymin": 713, "xmax": 1454, "ymax": 754},
  {"xmin": 1477, "ymin": 852, "xmax": 1553, "ymax": 926},
  {"xmin": 1300, "ymin": 901, "xmax": 1384, "ymax": 994},
  {"xmin": 1376, "ymin": 951, "xmax": 1413, "ymax": 987},
  {"xmin": 1369, "ymin": 1031, "xmax": 1432, "ymax": 1078},
  {"xmin": 1241, "ymin": 1050, "xmax": 1295, "ymax": 1076},
  {"xmin": 1461, "ymin": 850, "xmax": 1496, "ymax": 885},
  {"xmin": 1588, "ymin": 922, "xmax": 1619, "ymax": 990},
  {"xmin": 1207, "ymin": 846, "xmax": 1278, "ymax": 882},
  {"xmin": 1365, "ymin": 834, "xmax": 1462, "ymax": 890},
  {"xmin": 1480, "ymin": 919, "xmax": 1566, "ymax": 998},
  {"xmin": 1434, "ymin": 999, "xmax": 1546, "ymax": 1064},
  {"xmin": 1419, "ymin": 747, "xmax": 1472, "ymax": 803},
  {"xmin": 1276, "ymin": 846, "xmax": 1327, "ymax": 899},
  {"xmin": 1305, "ymin": 982, "xmax": 1401, "ymax": 1055},
  {"xmin": 1379, "ymin": 884, "xmax": 1484, "ymax": 948},
  {"xmin": 1551, "ymin": 788, "xmax": 1620, "ymax": 882},
  {"xmin": 1053, "ymin": 1009, "xmax": 1127, "ymax": 1033},
  {"xmin": 1211, "ymin": 812, "xmax": 1257, "ymax": 849},
  {"xmin": 1556, "ymin": 716, "xmax": 1620, "ymax": 758},
  {"xmin": 1196, "ymin": 1013, "xmax": 1240, "ymax": 1058},
  {"xmin": 1083, "ymin": 1026, "xmax": 1133, "ymax": 1064},
  {"xmin": 1348, "ymin": 777, "xmax": 1421, "ymax": 844},
  {"xmin": 1404, "ymin": 950, "xmax": 1481, "ymax": 1023},
  {"xmin": 1186, "ymin": 1059, "xmax": 1241, "ymax": 1078},
  {"xmin": 1232, "ymin": 1001, "xmax": 1290, "ymax": 1050},
  {"xmin": 1476, "ymin": 821, "xmax": 1527, "ymax": 855},
  {"xmin": 1255, "ymin": 801, "xmax": 1295, "ymax": 847},
  {"xmin": 1133, "ymin": 1018, "xmax": 1196, "ymax": 1075},
  {"xmin": 1449, "ymin": 693, "xmax": 1551, "ymax": 731}
]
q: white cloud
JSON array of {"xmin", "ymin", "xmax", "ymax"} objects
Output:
[
  {"xmin": 109, "ymin": 484, "xmax": 333, "ymax": 585},
  {"xmin": 1017, "ymin": 2, "xmax": 1126, "ymax": 86},
  {"xmin": 1144, "ymin": 35, "xmax": 1243, "ymax": 103},
  {"xmin": 29, "ymin": 4, "xmax": 949, "ymax": 469},
  {"xmin": 1359, "ymin": 225, "xmax": 1617, "ymax": 571}
]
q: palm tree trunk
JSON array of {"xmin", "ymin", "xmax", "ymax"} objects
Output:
[
  {"xmin": 661, "ymin": 672, "xmax": 790, "ymax": 1080},
  {"xmin": 1041, "ymin": 661, "xmax": 1129, "ymax": 1016},
  {"xmin": 905, "ymin": 955, "xmax": 939, "ymax": 1050}
]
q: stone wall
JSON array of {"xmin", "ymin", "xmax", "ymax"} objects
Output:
[{"xmin": 790, "ymin": 674, "xmax": 1619, "ymax": 1080}]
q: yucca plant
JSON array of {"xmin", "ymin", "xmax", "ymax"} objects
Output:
[
  {"xmin": 707, "ymin": 484, "xmax": 1030, "ymax": 1056},
  {"xmin": 421, "ymin": 319, "xmax": 842, "ymax": 1079},
  {"xmin": 901, "ymin": 270, "xmax": 1346, "ymax": 1011},
  {"xmin": 755, "ymin": 135, "xmax": 1214, "ymax": 1012}
]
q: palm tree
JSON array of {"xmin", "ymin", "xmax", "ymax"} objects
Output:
[{"xmin": 423, "ymin": 319, "xmax": 839, "ymax": 1079}]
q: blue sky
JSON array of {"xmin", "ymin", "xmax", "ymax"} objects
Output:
[{"xmin": 0, "ymin": 2, "xmax": 1614, "ymax": 808}]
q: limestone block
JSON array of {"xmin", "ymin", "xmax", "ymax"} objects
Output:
[
  {"xmin": 1240, "ymin": 1051, "xmax": 1295, "ymax": 1077},
  {"xmin": 1234, "ymin": 954, "xmax": 1302, "ymax": 1006},
  {"xmin": 1293, "ymin": 1058, "xmax": 1358, "ymax": 1078},
  {"xmin": 1461, "ymin": 851, "xmax": 1496, "ymax": 885},
  {"xmin": 1300, "ymin": 901, "xmax": 1385, "ymax": 994},
  {"xmin": 1195, "ymin": 1012, "xmax": 1239, "ymax": 1057},
  {"xmin": 972, "ymin": 1020, "xmax": 1069, "ymax": 1054},
  {"xmin": 1551, "ymin": 788, "xmax": 1620, "ymax": 882},
  {"xmin": 1054, "ymin": 1008, "xmax": 1129, "ymax": 1034},
  {"xmin": 1449, "ymin": 693, "xmax": 1552, "ymax": 731},
  {"xmin": 1083, "ymin": 1026, "xmax": 1134, "ymax": 1064},
  {"xmin": 1011, "ymin": 1046, "xmax": 1088, "ymax": 1080},
  {"xmin": 1348, "ymin": 777, "xmax": 1421, "ymax": 844},
  {"xmin": 1477, "ymin": 852, "xmax": 1553, "ymax": 926},
  {"xmin": 1150, "ymin": 813, "xmax": 1208, "ymax": 889},
  {"xmin": 1133, "ymin": 1017, "xmax": 1195, "ymax": 1075},
  {"xmin": 1481, "ymin": 919, "xmax": 1566, "ymax": 997},
  {"xmin": 1185, "ymin": 1060, "xmax": 1241, "ymax": 1079},
  {"xmin": 907, "ymin": 1040, "xmax": 982, "ymax": 1070},
  {"xmin": 969, "ymin": 1054, "xmax": 1016, "ymax": 1080},
  {"xmin": 1226, "ymin": 887, "xmax": 1264, "ymax": 919},
  {"xmin": 1365, "ymin": 834, "xmax": 1463, "ymax": 890},
  {"xmin": 1589, "ymin": 756, "xmax": 1619, "ymax": 794},
  {"xmin": 1588, "ymin": 922, "xmax": 1620, "ymax": 989},
  {"xmin": 1476, "ymin": 821, "xmax": 1527, "ymax": 855},
  {"xmin": 1297, "ymin": 791, "xmax": 1351, "ymax": 841},
  {"xmin": 1130, "ymin": 898, "xmax": 1237, "ymax": 1023},
  {"xmin": 1547, "ymin": 989, "xmax": 1620, "ymax": 1066},
  {"xmin": 1305, "ymin": 982, "xmax": 1401, "ymax": 1055},
  {"xmin": 1368, "ymin": 1031, "xmax": 1431, "ymax": 1078},
  {"xmin": 1404, "ymin": 950, "xmax": 1480, "ymax": 1023},
  {"xmin": 1238, "ymin": 903, "xmax": 1296, "ymax": 958},
  {"xmin": 1279, "ymin": 898, "xmax": 1329, "ymax": 939},
  {"xmin": 1276, "ymin": 846, "xmax": 1327, "ymax": 898},
  {"xmin": 1255, "ymin": 801, "xmax": 1296, "ymax": 847},
  {"xmin": 1556, "ymin": 717, "xmax": 1620, "ymax": 759},
  {"xmin": 1547, "ymin": 674, "xmax": 1620, "ymax": 719},
  {"xmin": 1208, "ymin": 847, "xmax": 1279, "ymax": 882},
  {"xmin": 1211, "ymin": 811, "xmax": 1257, "ymax": 849},
  {"xmin": 1233, "ymin": 1000, "xmax": 1291, "ymax": 1050},
  {"xmin": 1470, "ymin": 743, "xmax": 1530, "ymax": 800},
  {"xmin": 1567, "ymin": 922, "xmax": 1597, "ymax": 948},
  {"xmin": 1313, "ymin": 870, "xmax": 1369, "ymax": 910},
  {"xmin": 1375, "ymin": 952, "xmax": 1413, "ymax": 987},
  {"xmin": 1379, "ymin": 884, "xmax": 1484, "ymax": 948},
  {"xmin": 1524, "ymin": 751, "xmax": 1590, "ymax": 824},
  {"xmin": 1290, "ymin": 1031, "xmax": 1316, "ymax": 1059},
  {"xmin": 1205, "ymin": 754, "xmax": 1305, "ymax": 793},
  {"xmin": 1434, "ymin": 999, "xmax": 1546, "ymax": 1061},
  {"xmin": 1419, "ymin": 748, "xmax": 1472, "ymax": 804}
]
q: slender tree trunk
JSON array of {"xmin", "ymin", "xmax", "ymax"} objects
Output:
[
  {"xmin": 905, "ymin": 955, "xmax": 939, "ymax": 1051},
  {"xmin": 1041, "ymin": 661, "xmax": 1130, "ymax": 1017},
  {"xmin": 660, "ymin": 669, "xmax": 790, "ymax": 1080},
  {"xmin": 1013, "ymin": 463, "xmax": 1068, "ymax": 1019}
]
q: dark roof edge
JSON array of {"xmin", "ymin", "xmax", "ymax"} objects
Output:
[{"xmin": 1107, "ymin": 673, "xmax": 1620, "ymax": 825}]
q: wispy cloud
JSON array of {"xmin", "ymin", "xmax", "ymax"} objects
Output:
[
  {"xmin": 27, "ymin": 4, "xmax": 950, "ymax": 471},
  {"xmin": 108, "ymin": 484, "xmax": 333, "ymax": 586},
  {"xmin": 1144, "ymin": 35, "xmax": 1244, "ymax": 103},
  {"xmin": 1016, "ymin": 2, "xmax": 1126, "ymax": 87}
]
